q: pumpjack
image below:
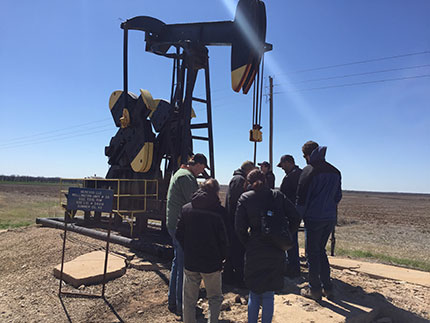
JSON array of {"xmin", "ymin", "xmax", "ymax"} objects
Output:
[{"xmin": 83, "ymin": 0, "xmax": 272, "ymax": 235}]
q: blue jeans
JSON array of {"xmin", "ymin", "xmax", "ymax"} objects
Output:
[
  {"xmin": 286, "ymin": 230, "xmax": 300, "ymax": 271},
  {"xmin": 304, "ymin": 219, "xmax": 336, "ymax": 291},
  {"xmin": 248, "ymin": 291, "xmax": 274, "ymax": 323},
  {"xmin": 168, "ymin": 228, "xmax": 184, "ymax": 310}
]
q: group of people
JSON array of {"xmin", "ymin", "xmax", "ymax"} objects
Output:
[{"xmin": 165, "ymin": 140, "xmax": 342, "ymax": 323}]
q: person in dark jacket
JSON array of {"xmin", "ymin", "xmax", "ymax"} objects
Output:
[
  {"xmin": 278, "ymin": 155, "xmax": 302, "ymax": 203},
  {"xmin": 296, "ymin": 141, "xmax": 342, "ymax": 301},
  {"xmin": 224, "ymin": 160, "xmax": 255, "ymax": 286},
  {"xmin": 176, "ymin": 178, "xmax": 228, "ymax": 323},
  {"xmin": 277, "ymin": 154, "xmax": 302, "ymax": 277},
  {"xmin": 166, "ymin": 153, "xmax": 208, "ymax": 316},
  {"xmin": 258, "ymin": 161, "xmax": 275, "ymax": 189},
  {"xmin": 235, "ymin": 169, "xmax": 300, "ymax": 323}
]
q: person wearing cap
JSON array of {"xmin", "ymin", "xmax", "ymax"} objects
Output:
[
  {"xmin": 297, "ymin": 141, "xmax": 342, "ymax": 301},
  {"xmin": 258, "ymin": 161, "xmax": 275, "ymax": 189},
  {"xmin": 224, "ymin": 160, "xmax": 255, "ymax": 287},
  {"xmin": 277, "ymin": 154, "xmax": 302, "ymax": 278},
  {"xmin": 176, "ymin": 179, "xmax": 228, "ymax": 323},
  {"xmin": 166, "ymin": 153, "xmax": 209, "ymax": 316}
]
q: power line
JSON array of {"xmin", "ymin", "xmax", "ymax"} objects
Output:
[
  {"xmin": 0, "ymin": 124, "xmax": 113, "ymax": 147},
  {"xmin": 273, "ymin": 50, "xmax": 430, "ymax": 76},
  {"xmin": 4, "ymin": 118, "xmax": 112, "ymax": 143},
  {"xmin": 0, "ymin": 127, "xmax": 114, "ymax": 150},
  {"xmin": 272, "ymin": 74, "xmax": 430, "ymax": 94},
  {"xmin": 272, "ymin": 64, "xmax": 430, "ymax": 87}
]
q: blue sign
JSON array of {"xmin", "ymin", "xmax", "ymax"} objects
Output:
[{"xmin": 67, "ymin": 187, "xmax": 114, "ymax": 213}]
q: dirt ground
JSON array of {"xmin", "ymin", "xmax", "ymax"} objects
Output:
[{"xmin": 0, "ymin": 183, "xmax": 429, "ymax": 322}]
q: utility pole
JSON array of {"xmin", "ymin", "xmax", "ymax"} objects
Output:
[{"xmin": 269, "ymin": 76, "xmax": 273, "ymax": 168}]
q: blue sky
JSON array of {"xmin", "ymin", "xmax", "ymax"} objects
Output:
[{"xmin": 1, "ymin": 0, "xmax": 429, "ymax": 193}]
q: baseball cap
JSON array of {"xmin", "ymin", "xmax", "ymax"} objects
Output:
[
  {"xmin": 277, "ymin": 155, "xmax": 294, "ymax": 167},
  {"xmin": 258, "ymin": 161, "xmax": 271, "ymax": 168},
  {"xmin": 190, "ymin": 153, "xmax": 209, "ymax": 169}
]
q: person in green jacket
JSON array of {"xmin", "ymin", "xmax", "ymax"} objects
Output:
[{"xmin": 166, "ymin": 153, "xmax": 208, "ymax": 317}]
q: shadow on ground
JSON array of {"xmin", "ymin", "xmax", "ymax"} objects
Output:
[{"xmin": 280, "ymin": 273, "xmax": 428, "ymax": 323}]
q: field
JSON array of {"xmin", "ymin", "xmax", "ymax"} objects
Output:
[{"xmin": 0, "ymin": 182, "xmax": 429, "ymax": 322}]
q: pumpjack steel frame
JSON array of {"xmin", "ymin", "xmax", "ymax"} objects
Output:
[{"xmin": 83, "ymin": 0, "xmax": 272, "ymax": 235}]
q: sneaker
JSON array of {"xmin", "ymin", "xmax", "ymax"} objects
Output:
[
  {"xmin": 300, "ymin": 287, "xmax": 322, "ymax": 301},
  {"xmin": 322, "ymin": 288, "xmax": 335, "ymax": 300},
  {"xmin": 176, "ymin": 308, "xmax": 183, "ymax": 317}
]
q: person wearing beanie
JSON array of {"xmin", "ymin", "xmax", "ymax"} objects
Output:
[
  {"xmin": 176, "ymin": 179, "xmax": 228, "ymax": 323},
  {"xmin": 297, "ymin": 141, "xmax": 342, "ymax": 301}
]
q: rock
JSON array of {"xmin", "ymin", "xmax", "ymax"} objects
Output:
[
  {"xmin": 343, "ymin": 269, "xmax": 357, "ymax": 275},
  {"xmin": 200, "ymin": 303, "xmax": 209, "ymax": 311},
  {"xmin": 234, "ymin": 294, "xmax": 242, "ymax": 304},
  {"xmin": 283, "ymin": 299, "xmax": 292, "ymax": 306},
  {"xmin": 220, "ymin": 301, "xmax": 231, "ymax": 311},
  {"xmin": 197, "ymin": 298, "xmax": 204, "ymax": 306},
  {"xmin": 124, "ymin": 252, "xmax": 135, "ymax": 260},
  {"xmin": 130, "ymin": 259, "xmax": 161, "ymax": 271},
  {"xmin": 137, "ymin": 310, "xmax": 144, "ymax": 314}
]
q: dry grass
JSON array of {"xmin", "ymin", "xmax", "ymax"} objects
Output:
[
  {"xmin": 1, "ymin": 182, "xmax": 429, "ymax": 271},
  {"xmin": 0, "ymin": 184, "xmax": 63, "ymax": 229}
]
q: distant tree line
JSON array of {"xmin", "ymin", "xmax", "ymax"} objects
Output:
[{"xmin": 0, "ymin": 175, "xmax": 61, "ymax": 183}]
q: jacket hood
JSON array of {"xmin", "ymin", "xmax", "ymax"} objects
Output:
[
  {"xmin": 310, "ymin": 146, "xmax": 327, "ymax": 163},
  {"xmin": 233, "ymin": 168, "xmax": 246, "ymax": 177},
  {"xmin": 191, "ymin": 188, "xmax": 221, "ymax": 210}
]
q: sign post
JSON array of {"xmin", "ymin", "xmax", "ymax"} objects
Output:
[{"xmin": 59, "ymin": 187, "xmax": 114, "ymax": 299}]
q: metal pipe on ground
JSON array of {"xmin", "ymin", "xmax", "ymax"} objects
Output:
[
  {"xmin": 36, "ymin": 217, "xmax": 133, "ymax": 246},
  {"xmin": 35, "ymin": 217, "xmax": 173, "ymax": 259}
]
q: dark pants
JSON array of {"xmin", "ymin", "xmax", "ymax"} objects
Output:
[
  {"xmin": 168, "ymin": 229, "xmax": 184, "ymax": 310},
  {"xmin": 286, "ymin": 230, "xmax": 300, "ymax": 272},
  {"xmin": 223, "ymin": 227, "xmax": 245, "ymax": 285},
  {"xmin": 304, "ymin": 219, "xmax": 336, "ymax": 291}
]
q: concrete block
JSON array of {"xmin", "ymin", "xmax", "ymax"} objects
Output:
[
  {"xmin": 273, "ymin": 294, "xmax": 378, "ymax": 323},
  {"xmin": 129, "ymin": 259, "xmax": 161, "ymax": 271},
  {"xmin": 53, "ymin": 250, "xmax": 126, "ymax": 288}
]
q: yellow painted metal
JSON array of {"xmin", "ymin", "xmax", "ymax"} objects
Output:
[
  {"xmin": 109, "ymin": 90, "xmax": 123, "ymax": 110},
  {"xmin": 140, "ymin": 89, "xmax": 158, "ymax": 118},
  {"xmin": 231, "ymin": 64, "xmax": 251, "ymax": 92},
  {"xmin": 140, "ymin": 88, "xmax": 196, "ymax": 119},
  {"xmin": 249, "ymin": 128, "xmax": 263, "ymax": 142},
  {"xmin": 131, "ymin": 142, "xmax": 154, "ymax": 173},
  {"xmin": 120, "ymin": 108, "xmax": 130, "ymax": 128}
]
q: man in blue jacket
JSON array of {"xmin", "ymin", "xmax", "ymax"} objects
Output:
[{"xmin": 296, "ymin": 141, "xmax": 342, "ymax": 301}]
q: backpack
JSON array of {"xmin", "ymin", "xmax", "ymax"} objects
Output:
[{"xmin": 260, "ymin": 190, "xmax": 294, "ymax": 251}]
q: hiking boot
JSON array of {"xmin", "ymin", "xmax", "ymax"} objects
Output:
[
  {"xmin": 322, "ymin": 288, "xmax": 335, "ymax": 300},
  {"xmin": 300, "ymin": 287, "xmax": 322, "ymax": 301}
]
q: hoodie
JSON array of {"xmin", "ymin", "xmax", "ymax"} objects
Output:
[
  {"xmin": 296, "ymin": 146, "xmax": 342, "ymax": 221},
  {"xmin": 176, "ymin": 189, "xmax": 229, "ymax": 273},
  {"xmin": 225, "ymin": 168, "xmax": 248, "ymax": 221}
]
